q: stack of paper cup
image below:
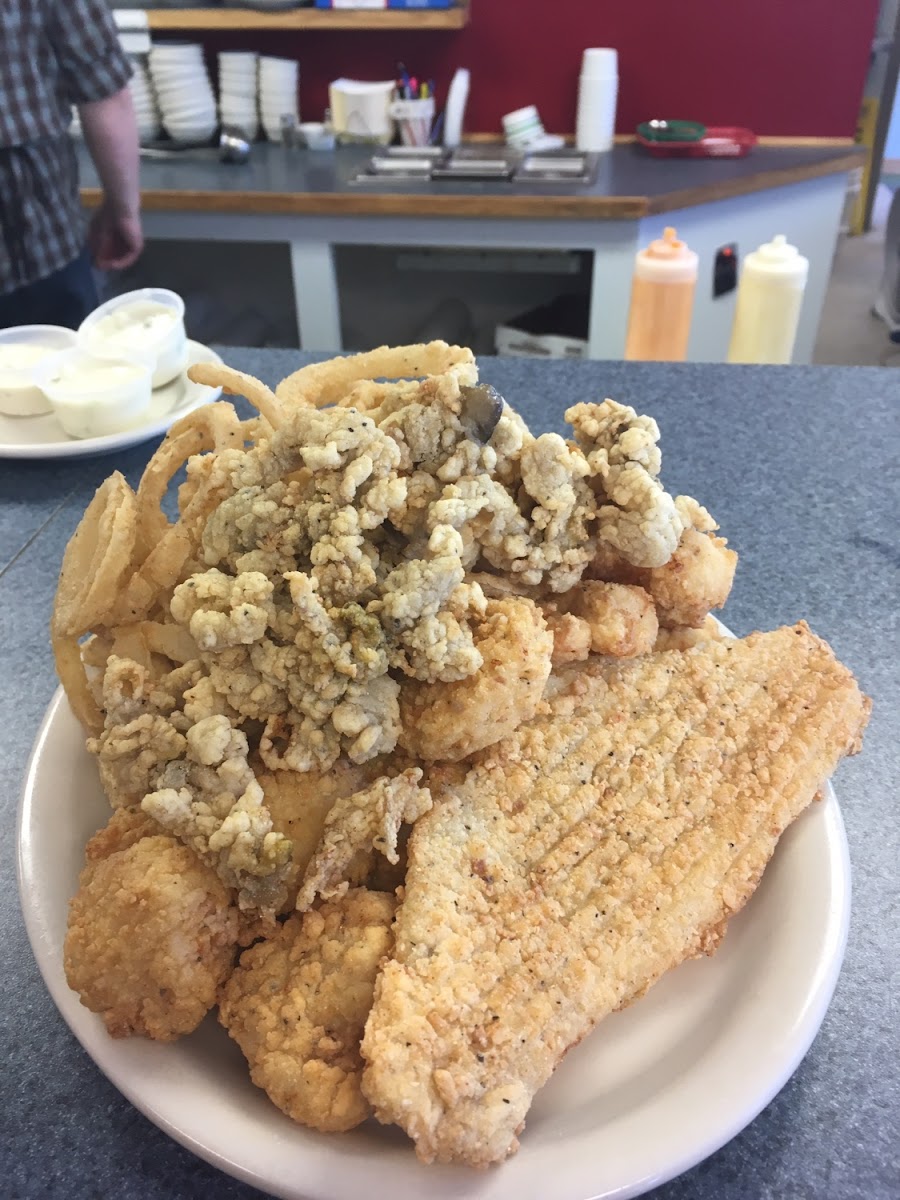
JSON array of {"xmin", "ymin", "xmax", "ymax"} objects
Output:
[
  {"xmin": 129, "ymin": 58, "xmax": 161, "ymax": 143},
  {"xmin": 575, "ymin": 47, "xmax": 618, "ymax": 153},
  {"xmin": 259, "ymin": 56, "xmax": 299, "ymax": 143},
  {"xmin": 218, "ymin": 51, "xmax": 258, "ymax": 140},
  {"xmin": 149, "ymin": 42, "xmax": 217, "ymax": 144}
]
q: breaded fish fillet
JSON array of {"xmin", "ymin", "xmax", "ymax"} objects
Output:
[{"xmin": 361, "ymin": 624, "xmax": 870, "ymax": 1165}]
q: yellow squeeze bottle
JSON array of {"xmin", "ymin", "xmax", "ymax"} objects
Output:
[{"xmin": 727, "ymin": 234, "xmax": 809, "ymax": 364}]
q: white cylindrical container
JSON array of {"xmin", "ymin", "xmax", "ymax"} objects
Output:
[
  {"xmin": 575, "ymin": 47, "xmax": 618, "ymax": 153},
  {"xmin": 79, "ymin": 287, "xmax": 188, "ymax": 388},
  {"xmin": 35, "ymin": 347, "xmax": 153, "ymax": 439},
  {"xmin": 727, "ymin": 235, "xmax": 809, "ymax": 364}
]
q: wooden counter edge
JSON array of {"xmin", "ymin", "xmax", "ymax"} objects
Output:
[
  {"xmin": 80, "ymin": 188, "xmax": 652, "ymax": 219},
  {"xmin": 80, "ymin": 147, "xmax": 865, "ymax": 221},
  {"xmin": 645, "ymin": 148, "xmax": 865, "ymax": 216}
]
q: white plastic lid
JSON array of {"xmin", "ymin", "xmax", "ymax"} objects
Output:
[
  {"xmin": 745, "ymin": 234, "xmax": 809, "ymax": 283},
  {"xmin": 581, "ymin": 48, "xmax": 618, "ymax": 78},
  {"xmin": 502, "ymin": 105, "xmax": 541, "ymax": 131}
]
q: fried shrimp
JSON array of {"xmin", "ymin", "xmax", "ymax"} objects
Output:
[{"xmin": 397, "ymin": 597, "xmax": 554, "ymax": 762}]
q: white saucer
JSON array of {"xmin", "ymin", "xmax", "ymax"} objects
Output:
[{"xmin": 0, "ymin": 339, "xmax": 223, "ymax": 459}]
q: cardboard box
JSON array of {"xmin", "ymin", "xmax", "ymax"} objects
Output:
[{"xmin": 494, "ymin": 293, "xmax": 590, "ymax": 358}]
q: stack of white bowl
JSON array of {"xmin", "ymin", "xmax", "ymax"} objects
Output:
[
  {"xmin": 129, "ymin": 59, "xmax": 161, "ymax": 143},
  {"xmin": 218, "ymin": 52, "xmax": 258, "ymax": 141},
  {"xmin": 149, "ymin": 42, "xmax": 218, "ymax": 144},
  {"xmin": 259, "ymin": 56, "xmax": 299, "ymax": 143}
]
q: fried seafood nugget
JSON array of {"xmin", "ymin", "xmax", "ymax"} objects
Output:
[
  {"xmin": 542, "ymin": 610, "xmax": 592, "ymax": 667},
  {"xmin": 563, "ymin": 581, "xmax": 658, "ymax": 658},
  {"xmin": 654, "ymin": 614, "xmax": 725, "ymax": 652},
  {"xmin": 643, "ymin": 526, "xmax": 738, "ymax": 628},
  {"xmin": 65, "ymin": 836, "xmax": 239, "ymax": 1041},
  {"xmin": 219, "ymin": 888, "xmax": 397, "ymax": 1133},
  {"xmin": 296, "ymin": 768, "xmax": 432, "ymax": 911},
  {"xmin": 587, "ymin": 526, "xmax": 737, "ymax": 630},
  {"xmin": 397, "ymin": 597, "xmax": 553, "ymax": 762}
]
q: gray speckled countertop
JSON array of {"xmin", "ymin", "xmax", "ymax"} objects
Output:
[{"xmin": 1, "ymin": 353, "xmax": 897, "ymax": 1200}]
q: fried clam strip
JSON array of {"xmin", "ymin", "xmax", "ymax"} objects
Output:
[
  {"xmin": 295, "ymin": 767, "xmax": 432, "ymax": 911},
  {"xmin": 361, "ymin": 624, "xmax": 870, "ymax": 1166},
  {"xmin": 274, "ymin": 342, "xmax": 477, "ymax": 411}
]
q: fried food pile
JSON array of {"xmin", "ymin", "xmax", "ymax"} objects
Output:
[{"xmin": 55, "ymin": 343, "xmax": 869, "ymax": 1164}]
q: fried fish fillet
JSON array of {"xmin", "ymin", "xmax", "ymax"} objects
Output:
[{"xmin": 361, "ymin": 623, "xmax": 870, "ymax": 1165}]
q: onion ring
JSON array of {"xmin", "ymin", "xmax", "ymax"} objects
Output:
[
  {"xmin": 274, "ymin": 341, "xmax": 477, "ymax": 410},
  {"xmin": 188, "ymin": 362, "xmax": 283, "ymax": 429},
  {"xmin": 52, "ymin": 473, "xmax": 137, "ymax": 640}
]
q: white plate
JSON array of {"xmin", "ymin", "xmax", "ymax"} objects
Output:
[
  {"xmin": 17, "ymin": 670, "xmax": 850, "ymax": 1200},
  {"xmin": 0, "ymin": 340, "xmax": 222, "ymax": 459}
]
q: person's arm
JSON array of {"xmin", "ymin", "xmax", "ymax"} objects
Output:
[{"xmin": 79, "ymin": 87, "xmax": 144, "ymax": 271}]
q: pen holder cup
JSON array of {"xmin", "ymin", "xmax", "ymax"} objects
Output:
[{"xmin": 390, "ymin": 98, "xmax": 436, "ymax": 147}]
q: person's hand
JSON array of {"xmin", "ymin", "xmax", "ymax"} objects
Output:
[{"xmin": 88, "ymin": 203, "xmax": 144, "ymax": 271}]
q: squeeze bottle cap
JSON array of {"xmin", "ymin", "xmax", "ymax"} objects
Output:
[
  {"xmin": 746, "ymin": 234, "xmax": 809, "ymax": 283},
  {"xmin": 647, "ymin": 226, "xmax": 689, "ymax": 259},
  {"xmin": 634, "ymin": 226, "xmax": 699, "ymax": 282},
  {"xmin": 581, "ymin": 48, "xmax": 618, "ymax": 78}
]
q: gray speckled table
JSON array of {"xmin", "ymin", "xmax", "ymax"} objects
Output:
[{"xmin": 1, "ymin": 352, "xmax": 897, "ymax": 1200}]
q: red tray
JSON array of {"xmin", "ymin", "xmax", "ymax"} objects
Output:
[{"xmin": 636, "ymin": 127, "xmax": 757, "ymax": 158}]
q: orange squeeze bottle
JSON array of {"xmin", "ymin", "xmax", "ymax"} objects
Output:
[{"xmin": 624, "ymin": 226, "xmax": 698, "ymax": 361}]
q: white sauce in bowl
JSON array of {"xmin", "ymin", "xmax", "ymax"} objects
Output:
[
  {"xmin": 0, "ymin": 343, "xmax": 58, "ymax": 416},
  {"xmin": 92, "ymin": 303, "xmax": 179, "ymax": 351}
]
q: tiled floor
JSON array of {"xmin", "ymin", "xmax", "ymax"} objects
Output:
[{"xmin": 813, "ymin": 184, "xmax": 900, "ymax": 366}]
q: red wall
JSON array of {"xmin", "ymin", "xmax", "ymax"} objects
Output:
[{"xmin": 204, "ymin": 0, "xmax": 879, "ymax": 138}]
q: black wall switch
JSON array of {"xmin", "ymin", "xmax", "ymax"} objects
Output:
[{"xmin": 713, "ymin": 244, "xmax": 739, "ymax": 297}]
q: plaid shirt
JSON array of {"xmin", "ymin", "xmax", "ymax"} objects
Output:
[{"xmin": 0, "ymin": 0, "xmax": 132, "ymax": 291}]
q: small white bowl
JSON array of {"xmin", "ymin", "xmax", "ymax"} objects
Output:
[
  {"xmin": 35, "ymin": 347, "xmax": 153, "ymax": 439},
  {"xmin": 0, "ymin": 325, "xmax": 78, "ymax": 416},
  {"xmin": 79, "ymin": 287, "xmax": 188, "ymax": 388}
]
